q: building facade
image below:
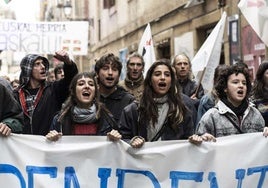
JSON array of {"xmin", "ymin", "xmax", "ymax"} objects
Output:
[
  {"xmin": 1, "ymin": 0, "xmax": 266, "ymax": 80},
  {"xmin": 50, "ymin": 0, "xmax": 264, "ymax": 79}
]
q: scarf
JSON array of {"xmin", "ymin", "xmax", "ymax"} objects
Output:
[
  {"xmin": 147, "ymin": 95, "xmax": 169, "ymax": 141},
  {"xmin": 221, "ymin": 98, "xmax": 248, "ymax": 117},
  {"xmin": 71, "ymin": 104, "xmax": 97, "ymax": 124},
  {"xmin": 19, "ymin": 86, "xmax": 44, "ymax": 117},
  {"xmin": 124, "ymin": 74, "xmax": 144, "ymax": 89}
]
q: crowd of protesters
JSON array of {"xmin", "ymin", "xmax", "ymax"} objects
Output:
[{"xmin": 1, "ymin": 50, "xmax": 268, "ymax": 148}]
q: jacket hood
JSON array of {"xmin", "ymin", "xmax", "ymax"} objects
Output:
[{"xmin": 19, "ymin": 54, "xmax": 49, "ymax": 86}]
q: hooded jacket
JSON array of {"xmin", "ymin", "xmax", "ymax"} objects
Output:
[{"xmin": 14, "ymin": 54, "xmax": 78, "ymax": 135}]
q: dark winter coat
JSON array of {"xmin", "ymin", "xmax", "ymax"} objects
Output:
[
  {"xmin": 100, "ymin": 86, "xmax": 135, "ymax": 124},
  {"xmin": 14, "ymin": 55, "xmax": 78, "ymax": 135},
  {"xmin": 0, "ymin": 84, "xmax": 23, "ymax": 133},
  {"xmin": 119, "ymin": 102, "xmax": 194, "ymax": 141}
]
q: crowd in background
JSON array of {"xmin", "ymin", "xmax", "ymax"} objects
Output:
[{"xmin": 1, "ymin": 50, "xmax": 268, "ymax": 147}]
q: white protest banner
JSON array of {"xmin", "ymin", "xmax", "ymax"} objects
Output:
[
  {"xmin": 0, "ymin": 20, "xmax": 88, "ymax": 55},
  {"xmin": 238, "ymin": 0, "xmax": 268, "ymax": 46},
  {"xmin": 1, "ymin": 133, "xmax": 268, "ymax": 187},
  {"xmin": 138, "ymin": 23, "xmax": 156, "ymax": 77},
  {"xmin": 191, "ymin": 11, "xmax": 226, "ymax": 93}
]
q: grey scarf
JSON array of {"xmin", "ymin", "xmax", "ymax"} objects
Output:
[
  {"xmin": 71, "ymin": 104, "xmax": 97, "ymax": 124},
  {"xmin": 147, "ymin": 95, "xmax": 169, "ymax": 141}
]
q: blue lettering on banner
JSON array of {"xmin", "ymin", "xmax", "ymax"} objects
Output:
[
  {"xmin": 98, "ymin": 168, "xmax": 111, "ymax": 188},
  {"xmin": 64, "ymin": 167, "xmax": 80, "ymax": 188},
  {"xmin": 26, "ymin": 166, "xmax": 57, "ymax": 188},
  {"xmin": 170, "ymin": 171, "xmax": 203, "ymax": 187},
  {"xmin": 0, "ymin": 164, "xmax": 26, "ymax": 188},
  {"xmin": 1, "ymin": 164, "xmax": 268, "ymax": 187},
  {"xmin": 116, "ymin": 169, "xmax": 161, "ymax": 188},
  {"xmin": 236, "ymin": 169, "xmax": 246, "ymax": 188},
  {"xmin": 247, "ymin": 165, "xmax": 268, "ymax": 188},
  {"xmin": 208, "ymin": 172, "xmax": 218, "ymax": 188}
]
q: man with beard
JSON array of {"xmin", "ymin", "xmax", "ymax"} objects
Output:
[
  {"xmin": 95, "ymin": 53, "xmax": 134, "ymax": 125},
  {"xmin": 119, "ymin": 52, "xmax": 144, "ymax": 102},
  {"xmin": 14, "ymin": 50, "xmax": 78, "ymax": 135}
]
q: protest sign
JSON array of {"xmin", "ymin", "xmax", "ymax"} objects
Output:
[{"xmin": 0, "ymin": 133, "xmax": 268, "ymax": 187}]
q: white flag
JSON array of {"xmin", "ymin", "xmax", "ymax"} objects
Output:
[
  {"xmin": 191, "ymin": 11, "xmax": 227, "ymax": 93},
  {"xmin": 238, "ymin": 0, "xmax": 268, "ymax": 46},
  {"xmin": 138, "ymin": 23, "xmax": 156, "ymax": 76}
]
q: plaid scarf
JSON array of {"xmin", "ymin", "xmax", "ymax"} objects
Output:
[{"xmin": 19, "ymin": 86, "xmax": 44, "ymax": 117}]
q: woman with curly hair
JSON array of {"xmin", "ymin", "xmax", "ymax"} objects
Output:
[
  {"xmin": 250, "ymin": 60, "xmax": 268, "ymax": 126},
  {"xmin": 119, "ymin": 59, "xmax": 194, "ymax": 148},
  {"xmin": 189, "ymin": 64, "xmax": 268, "ymax": 145},
  {"xmin": 46, "ymin": 72, "xmax": 121, "ymax": 141}
]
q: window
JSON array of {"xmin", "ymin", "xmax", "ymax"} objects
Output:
[
  {"xmin": 103, "ymin": 0, "xmax": 115, "ymax": 9},
  {"xmin": 156, "ymin": 38, "xmax": 171, "ymax": 59}
]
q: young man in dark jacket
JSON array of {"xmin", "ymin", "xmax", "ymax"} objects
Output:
[
  {"xmin": 95, "ymin": 53, "xmax": 135, "ymax": 125},
  {"xmin": 0, "ymin": 83, "xmax": 23, "ymax": 136},
  {"xmin": 14, "ymin": 50, "xmax": 78, "ymax": 135}
]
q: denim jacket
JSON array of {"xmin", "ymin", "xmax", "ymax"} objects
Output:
[{"xmin": 196, "ymin": 100, "xmax": 265, "ymax": 137}]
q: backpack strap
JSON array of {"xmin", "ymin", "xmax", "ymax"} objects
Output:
[
  {"xmin": 213, "ymin": 106, "xmax": 243, "ymax": 135},
  {"xmin": 150, "ymin": 117, "xmax": 169, "ymax": 142},
  {"xmin": 224, "ymin": 115, "xmax": 243, "ymax": 134},
  {"xmin": 137, "ymin": 101, "xmax": 169, "ymax": 142},
  {"xmin": 102, "ymin": 109, "xmax": 119, "ymax": 130}
]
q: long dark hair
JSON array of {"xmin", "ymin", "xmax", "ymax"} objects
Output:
[
  {"xmin": 58, "ymin": 72, "xmax": 104, "ymax": 122},
  {"xmin": 139, "ymin": 59, "xmax": 187, "ymax": 129},
  {"xmin": 251, "ymin": 60, "xmax": 268, "ymax": 99}
]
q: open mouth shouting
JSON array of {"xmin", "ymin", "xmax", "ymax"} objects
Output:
[
  {"xmin": 237, "ymin": 89, "xmax": 245, "ymax": 97},
  {"xmin": 82, "ymin": 90, "xmax": 90, "ymax": 98},
  {"xmin": 105, "ymin": 77, "xmax": 115, "ymax": 85},
  {"xmin": 158, "ymin": 82, "xmax": 167, "ymax": 90}
]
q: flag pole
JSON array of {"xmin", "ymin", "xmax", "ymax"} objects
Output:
[
  {"xmin": 194, "ymin": 67, "xmax": 206, "ymax": 97},
  {"xmin": 194, "ymin": 51, "xmax": 207, "ymax": 96}
]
